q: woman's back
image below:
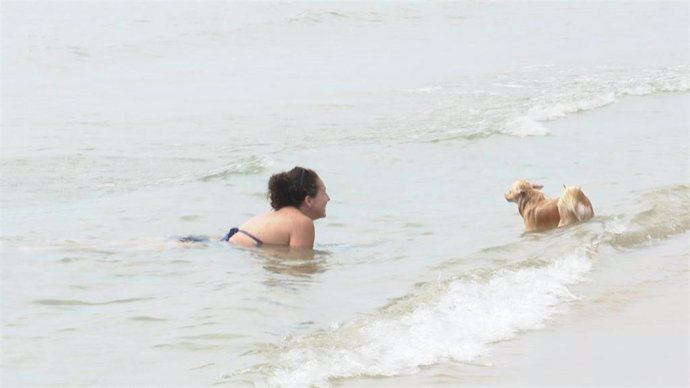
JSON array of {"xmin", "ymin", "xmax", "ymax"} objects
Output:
[{"xmin": 230, "ymin": 207, "xmax": 314, "ymax": 247}]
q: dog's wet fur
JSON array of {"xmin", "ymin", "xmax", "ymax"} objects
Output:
[{"xmin": 505, "ymin": 180, "xmax": 594, "ymax": 232}]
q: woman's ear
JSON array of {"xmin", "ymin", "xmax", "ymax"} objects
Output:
[{"xmin": 303, "ymin": 195, "xmax": 314, "ymax": 207}]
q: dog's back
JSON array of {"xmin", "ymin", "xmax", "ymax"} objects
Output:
[
  {"xmin": 557, "ymin": 186, "xmax": 594, "ymax": 227},
  {"xmin": 505, "ymin": 180, "xmax": 594, "ymax": 232},
  {"xmin": 525, "ymin": 196, "xmax": 561, "ymax": 231}
]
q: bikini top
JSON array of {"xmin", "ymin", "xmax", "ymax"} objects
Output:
[{"xmin": 222, "ymin": 227, "xmax": 264, "ymax": 246}]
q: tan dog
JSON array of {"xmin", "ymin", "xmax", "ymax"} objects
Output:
[{"xmin": 505, "ymin": 180, "xmax": 594, "ymax": 232}]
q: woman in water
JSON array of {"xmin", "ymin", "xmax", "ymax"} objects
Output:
[{"xmin": 223, "ymin": 166, "xmax": 330, "ymax": 248}]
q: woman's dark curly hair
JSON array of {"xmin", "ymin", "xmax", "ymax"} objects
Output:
[{"xmin": 268, "ymin": 166, "xmax": 319, "ymax": 210}]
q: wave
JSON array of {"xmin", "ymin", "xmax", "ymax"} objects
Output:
[
  {"xmin": 398, "ymin": 65, "xmax": 690, "ymax": 142},
  {"xmin": 32, "ymin": 297, "xmax": 153, "ymax": 306},
  {"xmin": 606, "ymin": 184, "xmax": 690, "ymax": 249},
  {"xmin": 2, "ymin": 153, "xmax": 272, "ymax": 210},
  {"xmin": 237, "ymin": 185, "xmax": 690, "ymax": 387},
  {"xmin": 288, "ymin": 11, "xmax": 354, "ymax": 24},
  {"xmin": 256, "ymin": 252, "xmax": 591, "ymax": 388},
  {"xmin": 198, "ymin": 155, "xmax": 273, "ymax": 182}
]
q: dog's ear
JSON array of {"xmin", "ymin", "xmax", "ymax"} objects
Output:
[{"xmin": 531, "ymin": 183, "xmax": 544, "ymax": 190}]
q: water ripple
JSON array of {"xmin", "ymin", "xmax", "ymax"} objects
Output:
[{"xmin": 32, "ymin": 297, "xmax": 154, "ymax": 306}]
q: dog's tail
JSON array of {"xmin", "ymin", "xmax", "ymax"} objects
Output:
[{"xmin": 558, "ymin": 186, "xmax": 594, "ymax": 226}]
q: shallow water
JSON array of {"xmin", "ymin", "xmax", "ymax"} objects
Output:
[{"xmin": 2, "ymin": 1, "xmax": 689, "ymax": 386}]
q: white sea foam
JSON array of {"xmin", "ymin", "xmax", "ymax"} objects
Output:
[
  {"xmin": 405, "ymin": 86, "xmax": 443, "ymax": 94},
  {"xmin": 604, "ymin": 217, "xmax": 629, "ymax": 235},
  {"xmin": 261, "ymin": 251, "xmax": 593, "ymax": 388},
  {"xmin": 527, "ymin": 92, "xmax": 619, "ymax": 122},
  {"xmin": 501, "ymin": 116, "xmax": 549, "ymax": 137},
  {"xmin": 400, "ymin": 65, "xmax": 690, "ymax": 142}
]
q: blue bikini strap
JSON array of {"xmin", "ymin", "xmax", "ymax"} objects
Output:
[
  {"xmin": 222, "ymin": 227, "xmax": 263, "ymax": 246},
  {"xmin": 238, "ymin": 230, "xmax": 263, "ymax": 246},
  {"xmin": 222, "ymin": 227, "xmax": 239, "ymax": 242}
]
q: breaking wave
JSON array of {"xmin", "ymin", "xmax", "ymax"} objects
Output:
[{"xmin": 398, "ymin": 65, "xmax": 690, "ymax": 142}]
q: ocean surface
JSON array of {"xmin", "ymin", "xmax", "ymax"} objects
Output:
[{"xmin": 1, "ymin": 1, "xmax": 689, "ymax": 387}]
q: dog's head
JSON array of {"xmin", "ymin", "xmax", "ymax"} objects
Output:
[{"xmin": 504, "ymin": 180, "xmax": 544, "ymax": 203}]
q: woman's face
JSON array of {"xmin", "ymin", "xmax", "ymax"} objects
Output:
[{"xmin": 307, "ymin": 178, "xmax": 330, "ymax": 219}]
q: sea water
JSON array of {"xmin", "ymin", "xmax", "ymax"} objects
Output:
[{"xmin": 1, "ymin": 1, "xmax": 688, "ymax": 386}]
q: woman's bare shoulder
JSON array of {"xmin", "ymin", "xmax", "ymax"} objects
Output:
[{"xmin": 248, "ymin": 207, "xmax": 309, "ymax": 230}]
